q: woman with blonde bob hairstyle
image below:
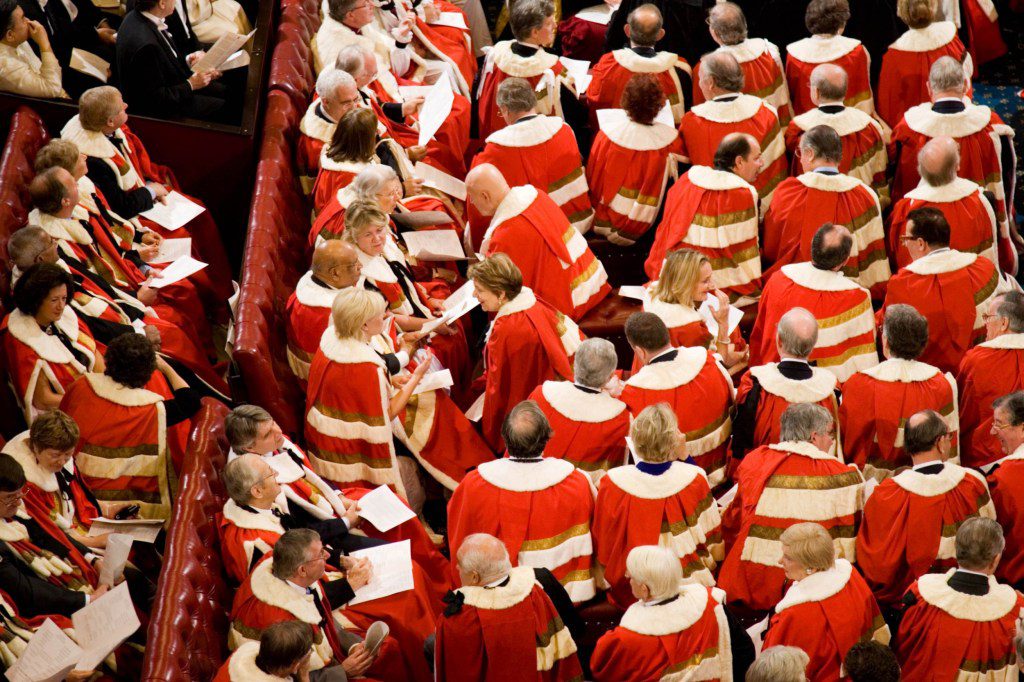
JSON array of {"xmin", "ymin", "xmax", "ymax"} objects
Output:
[
  {"xmin": 591, "ymin": 545, "xmax": 733, "ymax": 681},
  {"xmin": 304, "ymin": 288, "xmax": 491, "ymax": 502},
  {"xmin": 592, "ymin": 403, "xmax": 723, "ymax": 609},
  {"xmin": 761, "ymin": 522, "xmax": 890, "ymax": 682}
]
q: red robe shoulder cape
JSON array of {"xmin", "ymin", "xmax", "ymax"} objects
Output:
[
  {"xmin": 881, "ymin": 249, "xmax": 1000, "ymax": 374},
  {"xmin": 988, "ymin": 450, "xmax": 1024, "ymax": 586},
  {"xmin": 762, "ymin": 171, "xmax": 890, "ymax": 295},
  {"xmin": 693, "ymin": 39, "xmax": 793, "ymax": 125},
  {"xmin": 447, "ymin": 458, "xmax": 596, "ymax": 603},
  {"xmin": 297, "ymin": 101, "xmax": 336, "ymax": 195},
  {"xmin": 285, "ymin": 271, "xmax": 335, "ymax": 383},
  {"xmin": 587, "ymin": 119, "xmax": 683, "ymax": 247},
  {"xmin": 593, "ymin": 462, "xmax": 723, "ymax": 609},
  {"xmin": 481, "ymin": 185, "xmax": 610, "ymax": 321},
  {"xmin": 855, "ymin": 463, "xmax": 995, "ymax": 606},
  {"xmin": 590, "ymin": 584, "xmax": 732, "ymax": 682},
  {"xmin": 312, "ymin": 154, "xmax": 374, "ymax": 216},
  {"xmin": 620, "ymin": 347, "xmax": 735, "ymax": 488},
  {"xmin": 897, "ymin": 570, "xmax": 1024, "ymax": 680},
  {"xmin": 717, "ymin": 441, "xmax": 863, "ymax": 612},
  {"xmin": 217, "ymin": 499, "xmax": 286, "ymax": 583},
  {"xmin": 633, "ymin": 294, "xmax": 747, "ymax": 376},
  {"xmin": 762, "ymin": 560, "xmax": 889, "ymax": 682},
  {"xmin": 527, "ymin": 380, "xmax": 629, "ymax": 480},
  {"xmin": 435, "ymin": 566, "xmax": 583, "ymax": 681},
  {"xmin": 0, "ymin": 507, "xmax": 98, "ymax": 593},
  {"xmin": 587, "ymin": 48, "xmax": 690, "ymax": 125},
  {"xmin": 646, "ymin": 166, "xmax": 760, "ymax": 306},
  {"xmin": 957, "ymin": 334, "xmax": 1024, "ymax": 466},
  {"xmin": 679, "ymin": 94, "xmax": 788, "ymax": 210},
  {"xmin": 748, "ymin": 262, "xmax": 878, "ymax": 382},
  {"xmin": 840, "ymin": 358, "xmax": 959, "ymax": 480},
  {"xmin": 785, "ymin": 35, "xmax": 874, "ymax": 116}
]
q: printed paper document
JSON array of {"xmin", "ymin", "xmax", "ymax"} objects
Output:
[
  {"xmin": 357, "ymin": 485, "xmax": 417, "ymax": 532},
  {"xmin": 348, "ymin": 540, "xmax": 415, "ymax": 605}
]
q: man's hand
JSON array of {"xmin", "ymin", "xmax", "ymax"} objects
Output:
[
  {"xmin": 346, "ymin": 558, "xmax": 373, "ymax": 590},
  {"xmin": 91, "ymin": 584, "xmax": 110, "ymax": 600},
  {"xmin": 137, "ymin": 284, "xmax": 158, "ymax": 305},
  {"xmin": 137, "ymin": 243, "xmax": 160, "ymax": 262},
  {"xmin": 186, "ymin": 50, "xmax": 206, "ymax": 67},
  {"xmin": 407, "ymin": 145, "xmax": 428, "ymax": 163},
  {"xmin": 27, "ymin": 20, "xmax": 52, "ymax": 50},
  {"xmin": 147, "ymin": 181, "xmax": 169, "ymax": 202},
  {"xmin": 96, "ymin": 26, "xmax": 116, "ymax": 45},
  {"xmin": 341, "ymin": 643, "xmax": 376, "ymax": 677},
  {"xmin": 140, "ymin": 231, "xmax": 163, "ymax": 247},
  {"xmin": 143, "ymin": 324, "xmax": 162, "ymax": 350},
  {"xmin": 403, "ymin": 177, "xmax": 424, "ymax": 195},
  {"xmin": 188, "ymin": 69, "xmax": 216, "ymax": 90},
  {"xmin": 342, "ymin": 502, "xmax": 361, "ymax": 529},
  {"xmin": 422, "ymin": 2, "xmax": 440, "ymax": 23},
  {"xmin": 402, "ymin": 96, "xmax": 424, "ymax": 118}
]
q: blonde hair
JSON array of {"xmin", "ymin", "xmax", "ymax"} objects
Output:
[
  {"xmin": 34, "ymin": 140, "xmax": 80, "ymax": 175},
  {"xmin": 650, "ymin": 249, "xmax": 708, "ymax": 306},
  {"xmin": 625, "ymin": 546, "xmax": 682, "ymax": 601},
  {"xmin": 630, "ymin": 403, "xmax": 682, "ymax": 463},
  {"xmin": 747, "ymin": 646, "xmax": 810, "ymax": 682},
  {"xmin": 330, "ymin": 287, "xmax": 386, "ymax": 340},
  {"xmin": 467, "ymin": 253, "xmax": 523, "ymax": 300},
  {"xmin": 779, "ymin": 522, "xmax": 836, "ymax": 573},
  {"xmin": 343, "ymin": 200, "xmax": 389, "ymax": 245},
  {"xmin": 78, "ymin": 86, "xmax": 121, "ymax": 131}
]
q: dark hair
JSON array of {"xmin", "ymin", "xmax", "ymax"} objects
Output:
[
  {"xmin": 13, "ymin": 263, "xmax": 74, "ymax": 316},
  {"xmin": 327, "ymin": 108, "xmax": 378, "ymax": 163},
  {"xmin": 625, "ymin": 311, "xmax": 671, "ymax": 351},
  {"xmin": 993, "ymin": 391, "xmax": 1024, "ymax": 427},
  {"xmin": 800, "ymin": 125, "xmax": 843, "ymax": 164},
  {"xmin": 29, "ymin": 168, "xmax": 69, "ymax": 215},
  {"xmin": 805, "ymin": 0, "xmax": 850, "ymax": 34},
  {"xmin": 713, "ymin": 134, "xmax": 753, "ymax": 172},
  {"xmin": 904, "ymin": 409, "xmax": 948, "ymax": 455},
  {"xmin": 883, "ymin": 303, "xmax": 929, "ymax": 360},
  {"xmin": 501, "ymin": 401, "xmax": 553, "ymax": 459},
  {"xmin": 0, "ymin": 453, "xmax": 26, "ymax": 493},
  {"xmin": 272, "ymin": 529, "xmax": 320, "ymax": 580},
  {"xmin": 901, "ymin": 0, "xmax": 934, "ymax": 29},
  {"xmin": 810, "ymin": 223, "xmax": 852, "ymax": 271},
  {"xmin": 626, "ymin": 3, "xmax": 662, "ymax": 46},
  {"xmin": 0, "ymin": 0, "xmax": 18, "ymax": 36},
  {"xmin": 621, "ymin": 74, "xmax": 665, "ymax": 126},
  {"xmin": 134, "ymin": 0, "xmax": 161, "ymax": 12},
  {"xmin": 104, "ymin": 333, "xmax": 157, "ymax": 389},
  {"xmin": 906, "ymin": 206, "xmax": 950, "ymax": 247},
  {"xmin": 255, "ymin": 621, "xmax": 314, "ymax": 674},
  {"xmin": 843, "ymin": 641, "xmax": 900, "ymax": 682}
]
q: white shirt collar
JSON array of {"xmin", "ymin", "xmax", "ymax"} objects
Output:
[
  {"xmin": 286, "ymin": 579, "xmax": 311, "ymax": 595},
  {"xmin": 935, "ymin": 96, "xmax": 963, "ymax": 104},
  {"xmin": 483, "ymin": 574, "xmax": 510, "ymax": 588},
  {"xmin": 142, "ymin": 11, "xmax": 168, "ymax": 30},
  {"xmin": 956, "ymin": 568, "xmax": 991, "ymax": 578}
]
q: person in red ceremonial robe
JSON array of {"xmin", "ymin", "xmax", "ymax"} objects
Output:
[
  {"xmin": 0, "ymin": 587, "xmax": 98, "ymax": 680},
  {"xmin": 749, "ymin": 223, "xmax": 878, "ymax": 382},
  {"xmin": 313, "ymin": 109, "xmax": 384, "ymax": 215},
  {"xmin": 434, "ymin": 533, "xmax": 583, "ymax": 681},
  {"xmin": 694, "ymin": 2, "xmax": 792, "ymax": 125},
  {"xmin": 733, "ymin": 309, "xmax": 841, "ymax": 462},
  {"xmin": 897, "ymin": 518, "xmax": 1024, "ymax": 680},
  {"xmin": 593, "ymin": 405, "xmax": 723, "ymax": 609},
  {"xmin": 527, "ymin": 339, "xmax": 629, "ymax": 483},
  {"xmin": 718, "ymin": 404, "xmax": 863, "ymax": 616},
  {"xmin": 877, "ymin": 0, "xmax": 971, "ymax": 128},
  {"xmin": 467, "ymin": 255, "xmax": 583, "ymax": 451},
  {"xmin": 620, "ymin": 312, "xmax": 734, "ymax": 488},
  {"xmin": 856, "ymin": 410, "xmax": 995, "ymax": 621},
  {"xmin": 759, "ymin": 523, "xmax": 889, "ymax": 682},
  {"xmin": 784, "ymin": 64, "xmax": 888, "ymax": 204},
  {"xmin": 889, "ymin": 57, "xmax": 1016, "ymax": 274},
  {"xmin": 648, "ymin": 134, "xmax": 761, "ymax": 308},
  {"xmin": 882, "ymin": 206, "xmax": 1001, "ymax": 374},
  {"xmin": 304, "ymin": 288, "xmax": 491, "ymax": 502},
  {"xmin": 785, "ymin": 0, "xmax": 874, "ymax": 117},
  {"xmin": 214, "ymin": 621, "xmax": 316, "ymax": 682},
  {"xmin": 591, "ymin": 546, "xmax": 733, "ymax": 681},
  {"xmin": 889, "ymin": 136, "xmax": 1003, "ymax": 273},
  {"xmin": 679, "ymin": 52, "xmax": 788, "ymax": 211},
  {"xmin": 587, "ymin": 74, "xmax": 685, "ymax": 247},
  {"xmin": 959, "ymin": 294, "xmax": 1024, "ymax": 467},
  {"xmin": 1, "ymin": 265, "xmax": 103, "ymax": 424},
  {"xmin": 842, "ymin": 305, "xmax": 959, "ymax": 480},
  {"xmin": 985, "ymin": 392, "xmax": 1024, "ymax": 589},
  {"xmin": 957, "ymin": 0, "xmax": 1009, "ymax": 68},
  {"xmin": 585, "ymin": 4, "xmax": 692, "ymax": 127},
  {"xmin": 466, "ymin": 164, "xmax": 609, "ymax": 321},
  {"xmin": 297, "ymin": 70, "xmax": 362, "ymax": 195},
  {"xmin": 762, "ymin": 125, "xmax": 890, "ymax": 295},
  {"xmin": 447, "ymin": 402, "xmax": 596, "ymax": 602}
]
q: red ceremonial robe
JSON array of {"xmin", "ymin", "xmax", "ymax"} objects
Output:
[
  {"xmin": 312, "ymin": 154, "xmax": 374, "ymax": 216},
  {"xmin": 587, "ymin": 118, "xmax": 684, "ymax": 247},
  {"xmin": 586, "ymin": 48, "xmax": 691, "ymax": 126},
  {"xmin": 593, "ymin": 462, "xmax": 723, "ymax": 609},
  {"xmin": 957, "ymin": 333, "xmax": 1024, "ymax": 467},
  {"xmin": 678, "ymin": 94, "xmax": 788, "ymax": 210},
  {"xmin": 762, "ymin": 559, "xmax": 890, "ymax": 682},
  {"xmin": 285, "ymin": 271, "xmax": 338, "ymax": 384},
  {"xmin": 634, "ymin": 293, "xmax": 747, "ymax": 376},
  {"xmin": 217, "ymin": 499, "xmax": 286, "ymax": 583},
  {"xmin": 880, "ymin": 249, "xmax": 1000, "ymax": 374},
  {"xmin": 987, "ymin": 446, "xmax": 1024, "ymax": 587},
  {"xmin": 897, "ymin": 570, "xmax": 1024, "ymax": 680},
  {"xmin": 693, "ymin": 39, "xmax": 793, "ymax": 125},
  {"xmin": 717, "ymin": 441, "xmax": 863, "ymax": 613},
  {"xmin": 434, "ymin": 566, "xmax": 583, "ymax": 681},
  {"xmin": 590, "ymin": 584, "xmax": 732, "ymax": 682},
  {"xmin": 785, "ymin": 35, "xmax": 875, "ymax": 116},
  {"xmin": 855, "ymin": 462, "xmax": 995, "ymax": 606},
  {"xmin": 840, "ymin": 358, "xmax": 959, "ymax": 480},
  {"xmin": 527, "ymin": 380, "xmax": 629, "ymax": 482},
  {"xmin": 0, "ymin": 507, "xmax": 97, "ymax": 594},
  {"xmin": 620, "ymin": 347, "xmax": 735, "ymax": 488},
  {"xmin": 647, "ymin": 166, "xmax": 761, "ymax": 307},
  {"xmin": 960, "ymin": 0, "xmax": 1008, "ymax": 67},
  {"xmin": 297, "ymin": 101, "xmax": 336, "ymax": 195},
  {"xmin": 447, "ymin": 457, "xmax": 596, "ymax": 603},
  {"xmin": 876, "ymin": 22, "xmax": 971, "ymax": 128},
  {"xmin": 749, "ymin": 262, "xmax": 878, "ymax": 382}
]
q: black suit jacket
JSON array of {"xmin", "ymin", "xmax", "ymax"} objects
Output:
[
  {"xmin": 19, "ymin": 0, "xmax": 108, "ymax": 64},
  {"xmin": 115, "ymin": 9, "xmax": 197, "ymax": 117}
]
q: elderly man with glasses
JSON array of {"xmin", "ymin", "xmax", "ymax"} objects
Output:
[{"xmin": 984, "ymin": 392, "xmax": 1024, "ymax": 590}]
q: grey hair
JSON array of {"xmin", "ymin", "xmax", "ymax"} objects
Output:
[
  {"xmin": 501, "ymin": 400, "xmax": 553, "ymax": 459},
  {"xmin": 929, "ymin": 56, "xmax": 967, "ymax": 94},
  {"xmin": 747, "ymin": 646, "xmax": 811, "ymax": 682},
  {"xmin": 509, "ymin": 0, "xmax": 553, "ymax": 41},
  {"xmin": 315, "ymin": 69, "xmax": 356, "ymax": 103},
  {"xmin": 271, "ymin": 529, "xmax": 320, "ymax": 580},
  {"xmin": 777, "ymin": 308, "xmax": 818, "ymax": 358},
  {"xmin": 700, "ymin": 51, "xmax": 744, "ymax": 93},
  {"xmin": 709, "ymin": 2, "xmax": 747, "ymax": 45},
  {"xmin": 779, "ymin": 403, "xmax": 833, "ymax": 443},
  {"xmin": 955, "ymin": 517, "xmax": 1005, "ymax": 571},
  {"xmin": 222, "ymin": 454, "xmax": 265, "ymax": 506},
  {"xmin": 625, "ymin": 546, "xmax": 681, "ymax": 601},
  {"xmin": 326, "ymin": 0, "xmax": 363, "ymax": 22},
  {"xmin": 496, "ymin": 78, "xmax": 537, "ymax": 114},
  {"xmin": 993, "ymin": 391, "xmax": 1024, "ymax": 427},
  {"xmin": 994, "ymin": 292, "xmax": 1024, "ymax": 333},
  {"xmin": 350, "ymin": 164, "xmax": 399, "ymax": 202},
  {"xmin": 7, "ymin": 226, "xmax": 49, "ymax": 270},
  {"xmin": 573, "ymin": 338, "xmax": 618, "ymax": 389},
  {"xmin": 225, "ymin": 404, "xmax": 274, "ymax": 451},
  {"xmin": 799, "ymin": 125, "xmax": 843, "ymax": 164},
  {"xmin": 456, "ymin": 533, "xmax": 512, "ymax": 583},
  {"xmin": 809, "ymin": 64, "xmax": 847, "ymax": 102},
  {"xmin": 883, "ymin": 303, "xmax": 929, "ymax": 360},
  {"xmin": 334, "ymin": 45, "xmax": 369, "ymax": 78}
]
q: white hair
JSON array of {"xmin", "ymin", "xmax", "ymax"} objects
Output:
[
  {"xmin": 625, "ymin": 546, "xmax": 682, "ymax": 601},
  {"xmin": 573, "ymin": 338, "xmax": 618, "ymax": 389},
  {"xmin": 350, "ymin": 164, "xmax": 399, "ymax": 202},
  {"xmin": 334, "ymin": 44, "xmax": 369, "ymax": 78},
  {"xmin": 315, "ymin": 69, "xmax": 357, "ymax": 103}
]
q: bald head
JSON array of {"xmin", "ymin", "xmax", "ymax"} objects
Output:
[
  {"xmin": 699, "ymin": 51, "xmax": 744, "ymax": 98},
  {"xmin": 466, "ymin": 164, "xmax": 511, "ymax": 217},
  {"xmin": 311, "ymin": 240, "xmax": 362, "ymax": 289},
  {"xmin": 809, "ymin": 63, "xmax": 848, "ymax": 105},
  {"xmin": 917, "ymin": 136, "xmax": 960, "ymax": 187},
  {"xmin": 457, "ymin": 533, "xmax": 512, "ymax": 586},
  {"xmin": 626, "ymin": 3, "xmax": 664, "ymax": 47},
  {"xmin": 708, "ymin": 1, "xmax": 746, "ymax": 45},
  {"xmin": 810, "ymin": 222, "xmax": 853, "ymax": 271},
  {"xmin": 777, "ymin": 308, "xmax": 819, "ymax": 359}
]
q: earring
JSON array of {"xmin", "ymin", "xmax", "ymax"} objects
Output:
[{"xmin": 805, "ymin": 568, "xmax": 813, "ymax": 575}]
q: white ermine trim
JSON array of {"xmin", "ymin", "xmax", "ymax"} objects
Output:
[
  {"xmin": 687, "ymin": 165, "xmax": 754, "ymax": 192},
  {"xmin": 3, "ymin": 433, "xmax": 58, "ymax": 492},
  {"xmin": 605, "ymin": 461, "xmax": 703, "ymax": 499},
  {"xmin": 691, "ymin": 94, "xmax": 765, "ymax": 124},
  {"xmin": 767, "ymin": 440, "xmax": 836, "ymax": 461},
  {"xmin": 775, "ymin": 559, "xmax": 853, "ymax": 612},
  {"xmin": 486, "ymin": 185, "xmax": 539, "ymax": 237},
  {"xmin": 601, "ymin": 119, "xmax": 678, "ymax": 151},
  {"xmin": 891, "ymin": 22, "xmax": 957, "ymax": 52},
  {"xmin": 457, "ymin": 565, "xmax": 536, "ymax": 609},
  {"xmin": 228, "ymin": 642, "xmax": 290, "ymax": 682},
  {"xmin": 356, "ymin": 247, "xmax": 398, "ymax": 284},
  {"xmin": 611, "ymin": 48, "xmax": 678, "ymax": 73},
  {"xmin": 85, "ymin": 373, "xmax": 163, "ymax": 406},
  {"xmin": 781, "ymin": 262, "xmax": 864, "ymax": 292},
  {"xmin": 476, "ymin": 457, "xmax": 575, "ymax": 492},
  {"xmin": 798, "ymin": 171, "xmax": 864, "ymax": 194},
  {"xmin": 626, "ymin": 347, "xmax": 713, "ymax": 390},
  {"xmin": 494, "ymin": 287, "xmax": 537, "ymax": 321},
  {"xmin": 485, "ymin": 115, "xmax": 564, "ymax": 147},
  {"xmin": 7, "ymin": 307, "xmax": 89, "ymax": 368},
  {"xmin": 222, "ymin": 499, "xmax": 286, "ymax": 534},
  {"xmin": 906, "ymin": 177, "xmax": 982, "ymax": 203},
  {"xmin": 979, "ymin": 333, "xmax": 1024, "ymax": 349},
  {"xmin": 860, "ymin": 358, "xmax": 940, "ymax": 383},
  {"xmin": 540, "ymin": 381, "xmax": 626, "ymax": 422},
  {"xmin": 786, "ymin": 35, "xmax": 861, "ymax": 64},
  {"xmin": 294, "ymin": 271, "xmax": 340, "ymax": 309},
  {"xmin": 904, "ymin": 249, "xmax": 977, "ymax": 275},
  {"xmin": 299, "ymin": 102, "xmax": 337, "ymax": 143},
  {"xmin": 30, "ymin": 209, "xmax": 94, "ymax": 245},
  {"xmin": 318, "ymin": 334, "xmax": 385, "ymax": 367},
  {"xmin": 902, "ymin": 103, "xmax": 994, "ymax": 139},
  {"xmin": 890, "ymin": 463, "xmax": 967, "ymax": 496},
  {"xmin": 489, "ymin": 40, "xmax": 559, "ymax": 77},
  {"xmin": 750, "ymin": 364, "xmax": 837, "ymax": 402},
  {"xmin": 791, "ymin": 106, "xmax": 878, "ymax": 137},
  {"xmin": 717, "ymin": 38, "xmax": 770, "ymax": 64},
  {"xmin": 248, "ymin": 559, "xmax": 321, "ymax": 623},
  {"xmin": 620, "ymin": 584, "xmax": 712, "ymax": 635},
  {"xmin": 917, "ymin": 569, "xmax": 1018, "ymax": 621},
  {"xmin": 317, "ymin": 153, "xmax": 374, "ymax": 174},
  {"xmin": 643, "ymin": 294, "xmax": 704, "ymax": 329}
]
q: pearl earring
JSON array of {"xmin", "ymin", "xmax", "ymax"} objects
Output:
[{"xmin": 805, "ymin": 568, "xmax": 813, "ymax": 575}]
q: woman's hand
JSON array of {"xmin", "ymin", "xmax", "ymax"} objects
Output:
[{"xmin": 711, "ymin": 289, "xmax": 730, "ymax": 329}]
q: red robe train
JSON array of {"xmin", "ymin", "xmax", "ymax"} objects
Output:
[
  {"xmin": 297, "ymin": 101, "xmax": 336, "ymax": 195},
  {"xmin": 693, "ymin": 39, "xmax": 793, "ymax": 124},
  {"xmin": 959, "ymin": 0, "xmax": 1009, "ymax": 67},
  {"xmin": 785, "ymin": 35, "xmax": 875, "ymax": 116},
  {"xmin": 285, "ymin": 271, "xmax": 337, "ymax": 384},
  {"xmin": 987, "ymin": 446, "xmax": 1024, "ymax": 587},
  {"xmin": 586, "ymin": 48, "xmax": 691, "ymax": 125},
  {"xmin": 957, "ymin": 334, "xmax": 1024, "ymax": 467}
]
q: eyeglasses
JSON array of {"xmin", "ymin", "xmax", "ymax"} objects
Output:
[
  {"xmin": 302, "ymin": 547, "xmax": 331, "ymax": 565},
  {"xmin": 992, "ymin": 421, "xmax": 1019, "ymax": 431},
  {"xmin": 899, "ymin": 234, "xmax": 922, "ymax": 244}
]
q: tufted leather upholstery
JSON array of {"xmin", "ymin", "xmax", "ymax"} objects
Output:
[
  {"xmin": 141, "ymin": 400, "xmax": 232, "ymax": 682},
  {"xmin": 578, "ymin": 295, "xmax": 642, "ymax": 370},
  {"xmin": 268, "ymin": 19, "xmax": 318, "ymax": 110}
]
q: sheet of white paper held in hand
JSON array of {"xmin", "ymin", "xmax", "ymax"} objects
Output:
[
  {"xmin": 190, "ymin": 29, "xmax": 255, "ymax": 73},
  {"xmin": 139, "ymin": 191, "xmax": 205, "ymax": 231},
  {"xmin": 402, "ymin": 229, "xmax": 467, "ymax": 261},
  {"xmin": 413, "ymin": 368, "xmax": 454, "ymax": 395},
  {"xmin": 99, "ymin": 533, "xmax": 133, "ymax": 586},
  {"xmin": 148, "ymin": 255, "xmax": 208, "ymax": 289},
  {"xmin": 88, "ymin": 517, "xmax": 164, "ymax": 543},
  {"xmin": 356, "ymin": 485, "xmax": 417, "ymax": 532},
  {"xmin": 417, "ymin": 78, "xmax": 455, "ymax": 147},
  {"xmin": 348, "ymin": 540, "xmax": 415, "ymax": 605},
  {"xmin": 5, "ymin": 618, "xmax": 83, "ymax": 682},
  {"xmin": 413, "ymin": 161, "xmax": 467, "ymax": 201},
  {"xmin": 72, "ymin": 582, "xmax": 141, "ymax": 671},
  {"xmin": 153, "ymin": 237, "xmax": 192, "ymax": 263}
]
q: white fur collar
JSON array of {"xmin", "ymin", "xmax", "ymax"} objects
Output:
[
  {"xmin": 891, "ymin": 462, "xmax": 968, "ymax": 496},
  {"xmin": 3, "ymin": 433, "xmax": 58, "ymax": 493},
  {"xmin": 222, "ymin": 499, "xmax": 286, "ymax": 534},
  {"xmin": 775, "ymin": 559, "xmax": 853, "ymax": 612},
  {"xmin": 891, "ymin": 21, "xmax": 957, "ymax": 52},
  {"xmin": 750, "ymin": 363, "xmax": 837, "ymax": 402},
  {"xmin": 860, "ymin": 358, "xmax": 941, "ymax": 383},
  {"xmin": 540, "ymin": 381, "xmax": 626, "ymax": 422},
  {"xmin": 85, "ymin": 372, "xmax": 162, "ymax": 406},
  {"xmin": 605, "ymin": 461, "xmax": 703, "ymax": 499},
  {"xmin": 334, "ymin": 185, "xmax": 357, "ymax": 210},
  {"xmin": 457, "ymin": 566, "xmax": 537, "ymax": 609},
  {"xmin": 485, "ymin": 115, "xmax": 564, "ymax": 148},
  {"xmin": 717, "ymin": 38, "xmax": 772, "ymax": 64},
  {"xmin": 686, "ymin": 165, "xmax": 753, "ymax": 192},
  {"xmin": 979, "ymin": 333, "xmax": 1024, "ymax": 350},
  {"xmin": 248, "ymin": 559, "xmax": 321, "ymax": 624},
  {"xmin": 494, "ymin": 287, "xmax": 537, "ymax": 321},
  {"xmin": 643, "ymin": 293, "xmax": 703, "ymax": 329},
  {"xmin": 300, "ymin": 101, "xmax": 337, "ymax": 143},
  {"xmin": 476, "ymin": 457, "xmax": 575, "ymax": 491},
  {"xmin": 619, "ymin": 584, "xmax": 716, "ymax": 635},
  {"xmin": 989, "ymin": 444, "xmax": 1024, "ymax": 469},
  {"xmin": 294, "ymin": 271, "xmax": 341, "ymax": 309},
  {"xmin": 781, "ymin": 262, "xmax": 863, "ymax": 292},
  {"xmin": 768, "ymin": 440, "xmax": 835, "ymax": 461},
  {"xmin": 61, "ymin": 116, "xmax": 119, "ymax": 160},
  {"xmin": 786, "ymin": 35, "xmax": 861, "ymax": 63},
  {"xmin": 904, "ymin": 249, "xmax": 977, "ymax": 275},
  {"xmin": 228, "ymin": 642, "xmax": 290, "ymax": 682},
  {"xmin": 798, "ymin": 171, "xmax": 864, "ymax": 194},
  {"xmin": 600, "ymin": 119, "xmax": 678, "ymax": 151},
  {"xmin": 318, "ymin": 333, "xmax": 385, "ymax": 367},
  {"xmin": 0, "ymin": 512, "xmax": 30, "ymax": 543},
  {"xmin": 6, "ymin": 307, "xmax": 89, "ymax": 368},
  {"xmin": 355, "ymin": 245, "xmax": 398, "ymax": 284},
  {"xmin": 318, "ymin": 153, "xmax": 375, "ymax": 174},
  {"xmin": 906, "ymin": 177, "xmax": 981, "ymax": 203},
  {"xmin": 902, "ymin": 103, "xmax": 994, "ymax": 139},
  {"xmin": 29, "ymin": 208, "xmax": 94, "ymax": 245},
  {"xmin": 917, "ymin": 569, "xmax": 1019, "ymax": 621},
  {"xmin": 612, "ymin": 48, "xmax": 679, "ymax": 73},
  {"xmin": 691, "ymin": 93, "xmax": 766, "ymax": 124},
  {"xmin": 489, "ymin": 40, "xmax": 559, "ymax": 77},
  {"xmin": 486, "ymin": 185, "xmax": 539, "ymax": 237},
  {"xmin": 791, "ymin": 105, "xmax": 877, "ymax": 137},
  {"xmin": 626, "ymin": 347, "xmax": 713, "ymax": 390}
]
